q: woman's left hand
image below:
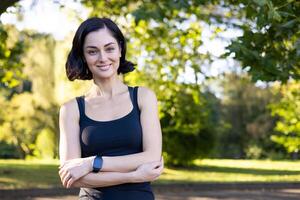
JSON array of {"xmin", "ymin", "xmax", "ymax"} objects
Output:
[{"xmin": 58, "ymin": 157, "xmax": 94, "ymax": 188}]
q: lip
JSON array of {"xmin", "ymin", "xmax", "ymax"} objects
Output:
[{"xmin": 97, "ymin": 64, "xmax": 112, "ymax": 71}]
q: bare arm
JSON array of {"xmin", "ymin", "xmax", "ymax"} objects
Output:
[
  {"xmin": 73, "ymin": 160, "xmax": 163, "ymax": 188},
  {"xmin": 73, "ymin": 172, "xmax": 134, "ymax": 188},
  {"xmin": 59, "ymin": 99, "xmax": 82, "ymax": 163}
]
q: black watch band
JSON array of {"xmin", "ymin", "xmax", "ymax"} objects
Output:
[{"xmin": 92, "ymin": 155, "xmax": 103, "ymax": 173}]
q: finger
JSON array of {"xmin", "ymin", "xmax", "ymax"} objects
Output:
[
  {"xmin": 62, "ymin": 172, "xmax": 72, "ymax": 187},
  {"xmin": 153, "ymin": 163, "xmax": 164, "ymax": 175},
  {"xmin": 150, "ymin": 160, "xmax": 162, "ymax": 167},
  {"xmin": 58, "ymin": 168, "xmax": 65, "ymax": 177},
  {"xmin": 153, "ymin": 161, "xmax": 162, "ymax": 169},
  {"xmin": 64, "ymin": 174, "xmax": 72, "ymax": 188},
  {"xmin": 60, "ymin": 168, "xmax": 68, "ymax": 180},
  {"xmin": 59, "ymin": 169, "xmax": 67, "ymax": 182},
  {"xmin": 66, "ymin": 176, "xmax": 75, "ymax": 188},
  {"xmin": 62, "ymin": 173, "xmax": 69, "ymax": 187}
]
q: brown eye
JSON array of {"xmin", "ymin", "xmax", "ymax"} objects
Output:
[
  {"xmin": 88, "ymin": 50, "xmax": 97, "ymax": 55},
  {"xmin": 106, "ymin": 48, "xmax": 115, "ymax": 52}
]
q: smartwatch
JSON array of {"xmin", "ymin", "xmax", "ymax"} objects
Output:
[{"xmin": 92, "ymin": 155, "xmax": 103, "ymax": 173}]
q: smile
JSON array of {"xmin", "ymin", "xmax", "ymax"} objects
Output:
[{"xmin": 97, "ymin": 64, "xmax": 112, "ymax": 71}]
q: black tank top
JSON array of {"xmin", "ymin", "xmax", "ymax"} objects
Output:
[{"xmin": 76, "ymin": 86, "xmax": 153, "ymax": 198}]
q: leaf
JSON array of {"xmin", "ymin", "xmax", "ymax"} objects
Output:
[
  {"xmin": 253, "ymin": 0, "xmax": 267, "ymax": 6},
  {"xmin": 280, "ymin": 19, "xmax": 297, "ymax": 28}
]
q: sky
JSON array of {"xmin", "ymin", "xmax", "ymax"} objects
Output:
[{"xmin": 1, "ymin": 0, "xmax": 89, "ymax": 40}]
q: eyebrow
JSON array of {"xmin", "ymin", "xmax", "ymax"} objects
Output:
[{"xmin": 85, "ymin": 42, "xmax": 116, "ymax": 49}]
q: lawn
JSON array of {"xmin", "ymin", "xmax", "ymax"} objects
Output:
[{"xmin": 1, "ymin": 159, "xmax": 300, "ymax": 189}]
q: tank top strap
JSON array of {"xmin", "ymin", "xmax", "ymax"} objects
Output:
[
  {"xmin": 133, "ymin": 86, "xmax": 141, "ymax": 114},
  {"xmin": 128, "ymin": 86, "xmax": 134, "ymax": 104},
  {"xmin": 75, "ymin": 96, "xmax": 85, "ymax": 118}
]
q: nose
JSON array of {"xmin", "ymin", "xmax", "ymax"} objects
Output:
[{"xmin": 98, "ymin": 51, "xmax": 108, "ymax": 62}]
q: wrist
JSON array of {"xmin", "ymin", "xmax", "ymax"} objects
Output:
[
  {"xmin": 85, "ymin": 156, "xmax": 95, "ymax": 173},
  {"xmin": 128, "ymin": 171, "xmax": 139, "ymax": 183}
]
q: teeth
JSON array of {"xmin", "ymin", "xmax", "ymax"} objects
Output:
[
  {"xmin": 98, "ymin": 64, "xmax": 111, "ymax": 71},
  {"xmin": 98, "ymin": 64, "xmax": 111, "ymax": 68},
  {"xmin": 97, "ymin": 65, "xmax": 111, "ymax": 68}
]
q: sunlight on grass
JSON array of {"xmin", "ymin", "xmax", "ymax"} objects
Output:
[
  {"xmin": 157, "ymin": 159, "xmax": 300, "ymax": 184},
  {"xmin": 194, "ymin": 159, "xmax": 300, "ymax": 171},
  {"xmin": 0, "ymin": 159, "xmax": 61, "ymax": 189}
]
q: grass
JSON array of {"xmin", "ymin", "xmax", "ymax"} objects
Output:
[
  {"xmin": 1, "ymin": 159, "xmax": 300, "ymax": 189},
  {"xmin": 161, "ymin": 159, "xmax": 300, "ymax": 184},
  {"xmin": 0, "ymin": 159, "xmax": 60, "ymax": 189}
]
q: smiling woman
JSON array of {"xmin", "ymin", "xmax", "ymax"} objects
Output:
[
  {"xmin": 59, "ymin": 17, "xmax": 163, "ymax": 200},
  {"xmin": 83, "ymin": 30, "xmax": 121, "ymax": 79}
]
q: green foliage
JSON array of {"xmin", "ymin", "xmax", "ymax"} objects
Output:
[
  {"xmin": 0, "ymin": 23, "xmax": 27, "ymax": 89},
  {"xmin": 214, "ymin": 73, "xmax": 279, "ymax": 159},
  {"xmin": 0, "ymin": 93, "xmax": 40, "ymax": 158},
  {"xmin": 0, "ymin": 34, "xmax": 59, "ymax": 159},
  {"xmin": 225, "ymin": 0, "xmax": 300, "ymax": 82},
  {"xmin": 34, "ymin": 128, "xmax": 56, "ymax": 159},
  {"xmin": 0, "ymin": 141, "xmax": 19, "ymax": 158},
  {"xmin": 125, "ymin": 70, "xmax": 218, "ymax": 166},
  {"xmin": 269, "ymin": 81, "xmax": 300, "ymax": 154},
  {"xmin": 160, "ymin": 84, "xmax": 217, "ymax": 166},
  {"xmin": 245, "ymin": 144, "xmax": 263, "ymax": 159},
  {"xmin": 94, "ymin": 0, "xmax": 300, "ymax": 82}
]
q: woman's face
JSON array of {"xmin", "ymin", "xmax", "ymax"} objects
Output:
[{"xmin": 83, "ymin": 28, "xmax": 121, "ymax": 79}]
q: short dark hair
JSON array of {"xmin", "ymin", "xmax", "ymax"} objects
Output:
[{"xmin": 65, "ymin": 17, "xmax": 135, "ymax": 81}]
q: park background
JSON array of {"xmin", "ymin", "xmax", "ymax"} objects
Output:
[{"xmin": 0, "ymin": 0, "xmax": 299, "ymax": 199}]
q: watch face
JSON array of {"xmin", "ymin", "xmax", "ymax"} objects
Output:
[{"xmin": 93, "ymin": 156, "xmax": 103, "ymax": 172}]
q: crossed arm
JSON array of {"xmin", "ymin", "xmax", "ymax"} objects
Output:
[{"xmin": 58, "ymin": 87, "xmax": 163, "ymax": 188}]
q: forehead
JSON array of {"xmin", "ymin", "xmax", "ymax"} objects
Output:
[{"xmin": 84, "ymin": 28, "xmax": 117, "ymax": 47}]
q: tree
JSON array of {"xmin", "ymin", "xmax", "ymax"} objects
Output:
[
  {"xmin": 0, "ymin": 34, "xmax": 59, "ymax": 158},
  {"xmin": 0, "ymin": 23, "xmax": 27, "ymax": 90},
  {"xmin": 269, "ymin": 81, "xmax": 300, "ymax": 157},
  {"xmin": 215, "ymin": 72, "xmax": 279, "ymax": 159},
  {"xmin": 225, "ymin": 0, "xmax": 300, "ymax": 82}
]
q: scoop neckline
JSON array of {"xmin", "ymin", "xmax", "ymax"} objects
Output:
[
  {"xmin": 82, "ymin": 86, "xmax": 134, "ymax": 123},
  {"xmin": 83, "ymin": 107, "xmax": 134, "ymax": 123}
]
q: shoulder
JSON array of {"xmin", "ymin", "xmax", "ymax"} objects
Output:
[
  {"xmin": 59, "ymin": 98, "xmax": 80, "ymax": 120},
  {"xmin": 136, "ymin": 86, "xmax": 157, "ymax": 109}
]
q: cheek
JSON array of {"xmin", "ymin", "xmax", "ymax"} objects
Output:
[
  {"xmin": 84, "ymin": 55, "xmax": 98, "ymax": 65},
  {"xmin": 111, "ymin": 52, "xmax": 121, "ymax": 60}
]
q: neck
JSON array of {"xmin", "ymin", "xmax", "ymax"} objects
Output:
[{"xmin": 87, "ymin": 76, "xmax": 126, "ymax": 99}]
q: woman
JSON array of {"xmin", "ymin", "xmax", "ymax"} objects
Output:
[{"xmin": 58, "ymin": 17, "xmax": 163, "ymax": 200}]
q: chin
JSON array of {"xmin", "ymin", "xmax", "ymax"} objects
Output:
[{"xmin": 95, "ymin": 70, "xmax": 117, "ymax": 79}]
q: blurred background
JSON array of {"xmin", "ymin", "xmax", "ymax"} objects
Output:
[{"xmin": 0, "ymin": 0, "xmax": 299, "ymax": 198}]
